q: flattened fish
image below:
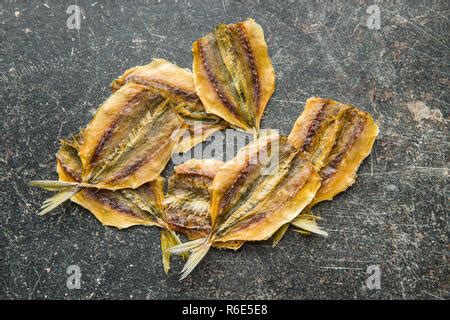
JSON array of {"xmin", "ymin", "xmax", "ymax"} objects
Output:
[
  {"xmin": 111, "ymin": 58, "xmax": 229, "ymax": 153},
  {"xmin": 277, "ymin": 97, "xmax": 378, "ymax": 239},
  {"xmin": 164, "ymin": 158, "xmax": 243, "ymax": 250},
  {"xmin": 56, "ymin": 136, "xmax": 164, "ymax": 228},
  {"xmin": 31, "ymin": 82, "xmax": 187, "ymax": 214},
  {"xmin": 192, "ymin": 19, "xmax": 275, "ymax": 134},
  {"xmin": 55, "ymin": 137, "xmax": 184, "ymax": 274},
  {"xmin": 78, "ymin": 82, "xmax": 186, "ymax": 189},
  {"xmin": 164, "ymin": 159, "xmax": 222, "ymax": 238},
  {"xmin": 169, "ymin": 133, "xmax": 321, "ymax": 279}
]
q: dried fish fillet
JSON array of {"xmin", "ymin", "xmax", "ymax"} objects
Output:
[
  {"xmin": 288, "ymin": 97, "xmax": 378, "ymax": 205},
  {"xmin": 164, "ymin": 158, "xmax": 243, "ymax": 251},
  {"xmin": 78, "ymin": 82, "xmax": 186, "ymax": 189},
  {"xmin": 278, "ymin": 97, "xmax": 379, "ymax": 238},
  {"xmin": 210, "ymin": 135, "xmax": 320, "ymax": 242},
  {"xmin": 57, "ymin": 139, "xmax": 164, "ymax": 228},
  {"xmin": 169, "ymin": 133, "xmax": 321, "ymax": 279},
  {"xmin": 192, "ymin": 19, "xmax": 275, "ymax": 134},
  {"xmin": 31, "ymin": 82, "xmax": 187, "ymax": 213},
  {"xmin": 55, "ymin": 137, "xmax": 184, "ymax": 274},
  {"xmin": 111, "ymin": 58, "xmax": 229, "ymax": 153}
]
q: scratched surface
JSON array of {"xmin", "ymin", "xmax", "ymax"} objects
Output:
[{"xmin": 1, "ymin": 0, "xmax": 448, "ymax": 300}]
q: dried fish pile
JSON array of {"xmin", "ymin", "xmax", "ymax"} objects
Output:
[{"xmin": 31, "ymin": 19, "xmax": 378, "ymax": 279}]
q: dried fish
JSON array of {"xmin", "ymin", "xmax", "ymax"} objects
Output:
[
  {"xmin": 30, "ymin": 59, "xmax": 232, "ymax": 272},
  {"xmin": 289, "ymin": 97, "xmax": 379, "ymax": 206},
  {"xmin": 275, "ymin": 97, "xmax": 379, "ymax": 239},
  {"xmin": 56, "ymin": 137, "xmax": 164, "ymax": 228},
  {"xmin": 169, "ymin": 133, "xmax": 321, "ymax": 279},
  {"xmin": 164, "ymin": 158, "xmax": 243, "ymax": 250},
  {"xmin": 31, "ymin": 82, "xmax": 187, "ymax": 213},
  {"xmin": 28, "ymin": 15, "xmax": 382, "ymax": 280},
  {"xmin": 192, "ymin": 19, "xmax": 275, "ymax": 134},
  {"xmin": 164, "ymin": 159, "xmax": 222, "ymax": 239},
  {"xmin": 54, "ymin": 137, "xmax": 184, "ymax": 274},
  {"xmin": 111, "ymin": 58, "xmax": 229, "ymax": 153}
]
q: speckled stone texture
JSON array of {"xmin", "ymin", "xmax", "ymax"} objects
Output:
[{"xmin": 1, "ymin": 0, "xmax": 448, "ymax": 300}]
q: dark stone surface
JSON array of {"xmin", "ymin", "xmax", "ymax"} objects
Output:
[{"xmin": 1, "ymin": 0, "xmax": 448, "ymax": 299}]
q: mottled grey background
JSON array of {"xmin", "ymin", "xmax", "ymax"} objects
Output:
[{"xmin": 1, "ymin": 0, "xmax": 448, "ymax": 300}]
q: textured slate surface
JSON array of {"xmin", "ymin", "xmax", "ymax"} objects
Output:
[{"xmin": 1, "ymin": 0, "xmax": 448, "ymax": 299}]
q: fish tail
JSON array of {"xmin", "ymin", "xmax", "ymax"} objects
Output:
[
  {"xmin": 29, "ymin": 180, "xmax": 84, "ymax": 215},
  {"xmin": 167, "ymin": 238, "xmax": 206, "ymax": 255},
  {"xmin": 291, "ymin": 214, "xmax": 328, "ymax": 237},
  {"xmin": 37, "ymin": 187, "xmax": 81, "ymax": 215},
  {"xmin": 179, "ymin": 241, "xmax": 211, "ymax": 281},
  {"xmin": 167, "ymin": 237, "xmax": 211, "ymax": 280},
  {"xmin": 160, "ymin": 229, "xmax": 188, "ymax": 275}
]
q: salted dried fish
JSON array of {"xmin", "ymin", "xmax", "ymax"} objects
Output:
[
  {"xmin": 31, "ymin": 82, "xmax": 187, "ymax": 213},
  {"xmin": 54, "ymin": 137, "xmax": 184, "ymax": 273},
  {"xmin": 164, "ymin": 159, "xmax": 222, "ymax": 239},
  {"xmin": 78, "ymin": 82, "xmax": 186, "ymax": 189},
  {"xmin": 111, "ymin": 58, "xmax": 229, "ymax": 153},
  {"xmin": 169, "ymin": 133, "xmax": 321, "ymax": 279},
  {"xmin": 164, "ymin": 158, "xmax": 243, "ymax": 250},
  {"xmin": 55, "ymin": 137, "xmax": 164, "ymax": 228},
  {"xmin": 192, "ymin": 19, "xmax": 275, "ymax": 134},
  {"xmin": 277, "ymin": 97, "xmax": 379, "ymax": 238},
  {"xmin": 28, "ymin": 14, "xmax": 382, "ymax": 280},
  {"xmin": 288, "ymin": 97, "xmax": 378, "ymax": 205}
]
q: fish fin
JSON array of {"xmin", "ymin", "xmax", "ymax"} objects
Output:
[
  {"xmin": 167, "ymin": 238, "xmax": 206, "ymax": 255},
  {"xmin": 37, "ymin": 187, "xmax": 80, "ymax": 215},
  {"xmin": 167, "ymin": 238, "xmax": 211, "ymax": 280},
  {"xmin": 179, "ymin": 241, "xmax": 211, "ymax": 280},
  {"xmin": 160, "ymin": 229, "xmax": 188, "ymax": 275},
  {"xmin": 31, "ymin": 180, "xmax": 98, "ymax": 214},
  {"xmin": 29, "ymin": 180, "xmax": 80, "ymax": 191},
  {"xmin": 271, "ymin": 223, "xmax": 289, "ymax": 247},
  {"xmin": 291, "ymin": 216, "xmax": 328, "ymax": 237}
]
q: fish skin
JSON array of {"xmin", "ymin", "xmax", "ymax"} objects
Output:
[
  {"xmin": 111, "ymin": 58, "xmax": 199, "ymax": 101},
  {"xmin": 192, "ymin": 19, "xmax": 275, "ymax": 134}
]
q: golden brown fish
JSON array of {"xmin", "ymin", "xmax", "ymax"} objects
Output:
[
  {"xmin": 169, "ymin": 133, "xmax": 321, "ymax": 279},
  {"xmin": 164, "ymin": 158, "xmax": 243, "ymax": 250},
  {"xmin": 289, "ymin": 97, "xmax": 379, "ymax": 206},
  {"xmin": 192, "ymin": 19, "xmax": 275, "ymax": 134}
]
